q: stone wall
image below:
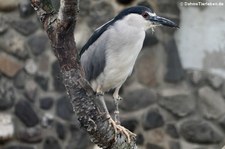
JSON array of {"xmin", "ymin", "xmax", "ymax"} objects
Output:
[{"xmin": 0, "ymin": 0, "xmax": 225, "ymax": 149}]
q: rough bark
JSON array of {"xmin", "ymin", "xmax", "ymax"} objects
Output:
[{"xmin": 30, "ymin": 0, "xmax": 137, "ymax": 148}]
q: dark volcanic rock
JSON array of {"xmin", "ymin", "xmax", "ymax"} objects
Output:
[
  {"xmin": 10, "ymin": 19, "xmax": 38, "ymax": 36},
  {"xmin": 56, "ymin": 121, "xmax": 66, "ymax": 140},
  {"xmin": 164, "ymin": 39, "xmax": 184, "ymax": 83},
  {"xmin": 136, "ymin": 133, "xmax": 144, "ymax": 145},
  {"xmin": 165, "ymin": 123, "xmax": 179, "ymax": 139},
  {"xmin": 34, "ymin": 75, "xmax": 49, "ymax": 91},
  {"xmin": 0, "ymin": 81, "xmax": 15, "ymax": 110},
  {"xmin": 146, "ymin": 143, "xmax": 164, "ymax": 149},
  {"xmin": 39, "ymin": 97, "xmax": 54, "ymax": 110},
  {"xmin": 180, "ymin": 119, "xmax": 223, "ymax": 144},
  {"xmin": 159, "ymin": 94, "xmax": 195, "ymax": 117},
  {"xmin": 120, "ymin": 88, "xmax": 156, "ymax": 111},
  {"xmin": 15, "ymin": 100, "xmax": 39, "ymax": 127},
  {"xmin": 121, "ymin": 119, "xmax": 138, "ymax": 132},
  {"xmin": 17, "ymin": 126, "xmax": 42, "ymax": 143},
  {"xmin": 43, "ymin": 136, "xmax": 61, "ymax": 149},
  {"xmin": 27, "ymin": 33, "xmax": 49, "ymax": 55},
  {"xmin": 56, "ymin": 96, "xmax": 74, "ymax": 121},
  {"xmin": 142, "ymin": 108, "xmax": 164, "ymax": 130},
  {"xmin": 14, "ymin": 71, "xmax": 26, "ymax": 89}
]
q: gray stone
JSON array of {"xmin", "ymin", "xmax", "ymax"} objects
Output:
[
  {"xmin": 190, "ymin": 70, "xmax": 205, "ymax": 85},
  {"xmin": 146, "ymin": 143, "xmax": 164, "ymax": 149},
  {"xmin": 43, "ymin": 136, "xmax": 61, "ymax": 149},
  {"xmin": 207, "ymin": 74, "xmax": 223, "ymax": 89},
  {"xmin": 169, "ymin": 141, "xmax": 181, "ymax": 149},
  {"xmin": 3, "ymin": 145, "xmax": 34, "ymax": 149},
  {"xmin": 39, "ymin": 97, "xmax": 54, "ymax": 110},
  {"xmin": 165, "ymin": 123, "xmax": 179, "ymax": 139},
  {"xmin": 27, "ymin": 33, "xmax": 49, "ymax": 55},
  {"xmin": 15, "ymin": 100, "xmax": 39, "ymax": 127},
  {"xmin": 41, "ymin": 113, "xmax": 54, "ymax": 128},
  {"xmin": 179, "ymin": 119, "xmax": 223, "ymax": 144},
  {"xmin": 87, "ymin": 1, "xmax": 114, "ymax": 31},
  {"xmin": 120, "ymin": 88, "xmax": 156, "ymax": 111},
  {"xmin": 198, "ymin": 86, "xmax": 225, "ymax": 119},
  {"xmin": 0, "ymin": 16, "xmax": 8, "ymax": 34},
  {"xmin": 56, "ymin": 121, "xmax": 66, "ymax": 140},
  {"xmin": 164, "ymin": 39, "xmax": 184, "ymax": 83},
  {"xmin": 24, "ymin": 80, "xmax": 38, "ymax": 102},
  {"xmin": 136, "ymin": 133, "xmax": 144, "ymax": 145},
  {"xmin": 25, "ymin": 59, "xmax": 38, "ymax": 75},
  {"xmin": 10, "ymin": 19, "xmax": 38, "ymax": 36},
  {"xmin": 17, "ymin": 126, "xmax": 42, "ymax": 143},
  {"xmin": 159, "ymin": 94, "xmax": 195, "ymax": 117},
  {"xmin": 221, "ymin": 82, "xmax": 225, "ymax": 98},
  {"xmin": 121, "ymin": 119, "xmax": 138, "ymax": 132},
  {"xmin": 14, "ymin": 71, "xmax": 27, "ymax": 89},
  {"xmin": 142, "ymin": 108, "xmax": 164, "ymax": 130},
  {"xmin": 219, "ymin": 115, "xmax": 225, "ymax": 131},
  {"xmin": 56, "ymin": 96, "xmax": 74, "ymax": 121},
  {"xmin": 0, "ymin": 114, "xmax": 14, "ymax": 141},
  {"xmin": 34, "ymin": 75, "xmax": 49, "ymax": 91},
  {"xmin": 0, "ymin": 80, "xmax": 15, "ymax": 110},
  {"xmin": 19, "ymin": 0, "xmax": 35, "ymax": 18}
]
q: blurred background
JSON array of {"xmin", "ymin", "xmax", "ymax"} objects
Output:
[{"xmin": 0, "ymin": 0, "xmax": 225, "ymax": 149}]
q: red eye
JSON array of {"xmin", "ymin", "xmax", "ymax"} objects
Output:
[{"xmin": 142, "ymin": 12, "xmax": 149, "ymax": 18}]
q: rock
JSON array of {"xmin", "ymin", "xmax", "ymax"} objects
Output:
[
  {"xmin": 179, "ymin": 119, "xmax": 223, "ymax": 144},
  {"xmin": 142, "ymin": 108, "xmax": 164, "ymax": 130},
  {"xmin": 56, "ymin": 96, "xmax": 74, "ymax": 121},
  {"xmin": 121, "ymin": 119, "xmax": 138, "ymax": 132},
  {"xmin": 0, "ymin": 16, "xmax": 8, "ymax": 34},
  {"xmin": 87, "ymin": 1, "xmax": 114, "ymax": 31},
  {"xmin": 120, "ymin": 88, "xmax": 156, "ymax": 111},
  {"xmin": 116, "ymin": 0, "xmax": 135, "ymax": 5},
  {"xmin": 10, "ymin": 19, "xmax": 38, "ymax": 36},
  {"xmin": 0, "ymin": 53, "xmax": 23, "ymax": 77},
  {"xmin": 24, "ymin": 80, "xmax": 38, "ymax": 102},
  {"xmin": 4, "ymin": 145, "xmax": 34, "ymax": 149},
  {"xmin": 19, "ymin": 0, "xmax": 35, "ymax": 18},
  {"xmin": 13, "ymin": 71, "xmax": 26, "ymax": 89},
  {"xmin": 164, "ymin": 39, "xmax": 184, "ymax": 83},
  {"xmin": 34, "ymin": 75, "xmax": 49, "ymax": 91},
  {"xmin": 165, "ymin": 123, "xmax": 179, "ymax": 139},
  {"xmin": 51, "ymin": 61, "xmax": 66, "ymax": 92},
  {"xmin": 136, "ymin": 49, "xmax": 158, "ymax": 87},
  {"xmin": 17, "ymin": 126, "xmax": 42, "ymax": 143},
  {"xmin": 0, "ymin": 0, "xmax": 18, "ymax": 11},
  {"xmin": 0, "ymin": 34, "xmax": 28, "ymax": 59},
  {"xmin": 207, "ymin": 74, "xmax": 223, "ymax": 89},
  {"xmin": 38, "ymin": 54, "xmax": 50, "ymax": 73},
  {"xmin": 169, "ymin": 141, "xmax": 181, "ymax": 149},
  {"xmin": 0, "ymin": 80, "xmax": 15, "ymax": 110},
  {"xmin": 146, "ymin": 143, "xmax": 164, "ymax": 149},
  {"xmin": 219, "ymin": 115, "xmax": 225, "ymax": 131},
  {"xmin": 221, "ymin": 82, "xmax": 225, "ymax": 98},
  {"xmin": 25, "ymin": 59, "xmax": 37, "ymax": 75},
  {"xmin": 41, "ymin": 113, "xmax": 54, "ymax": 128},
  {"xmin": 43, "ymin": 136, "xmax": 61, "ymax": 149},
  {"xmin": 198, "ymin": 86, "xmax": 225, "ymax": 119},
  {"xmin": 0, "ymin": 114, "xmax": 14, "ymax": 141},
  {"xmin": 159, "ymin": 94, "xmax": 195, "ymax": 117},
  {"xmin": 15, "ymin": 100, "xmax": 39, "ymax": 127},
  {"xmin": 143, "ymin": 31, "xmax": 159, "ymax": 48},
  {"xmin": 39, "ymin": 97, "xmax": 54, "ymax": 110},
  {"xmin": 56, "ymin": 121, "xmax": 66, "ymax": 140},
  {"xmin": 136, "ymin": 133, "xmax": 144, "ymax": 145},
  {"xmin": 27, "ymin": 33, "xmax": 49, "ymax": 56},
  {"xmin": 189, "ymin": 70, "xmax": 205, "ymax": 85}
]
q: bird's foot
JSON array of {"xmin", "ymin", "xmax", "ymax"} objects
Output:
[
  {"xmin": 113, "ymin": 94, "xmax": 123, "ymax": 101},
  {"xmin": 96, "ymin": 91, "xmax": 104, "ymax": 97},
  {"xmin": 108, "ymin": 117, "xmax": 136, "ymax": 143}
]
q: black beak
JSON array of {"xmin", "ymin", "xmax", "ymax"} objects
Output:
[{"xmin": 149, "ymin": 15, "xmax": 179, "ymax": 28}]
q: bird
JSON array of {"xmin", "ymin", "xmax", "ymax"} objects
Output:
[{"xmin": 80, "ymin": 6, "xmax": 178, "ymax": 140}]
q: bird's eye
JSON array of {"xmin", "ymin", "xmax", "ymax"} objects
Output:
[{"xmin": 142, "ymin": 12, "xmax": 149, "ymax": 18}]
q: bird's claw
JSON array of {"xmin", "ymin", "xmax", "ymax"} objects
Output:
[
  {"xmin": 96, "ymin": 91, "xmax": 104, "ymax": 96},
  {"xmin": 109, "ymin": 117, "xmax": 136, "ymax": 143}
]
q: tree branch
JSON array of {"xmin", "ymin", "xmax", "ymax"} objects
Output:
[{"xmin": 30, "ymin": 0, "xmax": 137, "ymax": 148}]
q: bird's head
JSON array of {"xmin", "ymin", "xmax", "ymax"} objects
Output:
[{"xmin": 115, "ymin": 6, "xmax": 179, "ymax": 30}]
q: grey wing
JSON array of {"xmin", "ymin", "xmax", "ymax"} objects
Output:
[{"xmin": 80, "ymin": 34, "xmax": 108, "ymax": 82}]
